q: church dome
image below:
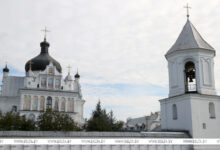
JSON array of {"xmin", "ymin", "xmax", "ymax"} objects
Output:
[
  {"xmin": 25, "ymin": 39, "xmax": 62, "ymax": 73},
  {"xmin": 65, "ymin": 73, "xmax": 73, "ymax": 81},
  {"xmin": 3, "ymin": 65, "xmax": 9, "ymax": 72},
  {"xmin": 75, "ymin": 72, "xmax": 80, "ymax": 78}
]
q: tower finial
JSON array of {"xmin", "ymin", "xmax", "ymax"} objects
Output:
[
  {"xmin": 41, "ymin": 27, "xmax": 50, "ymax": 41},
  {"xmin": 184, "ymin": 3, "xmax": 191, "ymax": 19}
]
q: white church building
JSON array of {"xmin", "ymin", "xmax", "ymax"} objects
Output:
[
  {"xmin": 160, "ymin": 16, "xmax": 220, "ymax": 138},
  {"xmin": 0, "ymin": 37, "xmax": 85, "ymax": 125}
]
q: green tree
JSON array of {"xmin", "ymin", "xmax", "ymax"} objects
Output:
[
  {"xmin": 37, "ymin": 109, "xmax": 80, "ymax": 131},
  {"xmin": 86, "ymin": 101, "xmax": 124, "ymax": 131},
  {"xmin": 0, "ymin": 111, "xmax": 35, "ymax": 131}
]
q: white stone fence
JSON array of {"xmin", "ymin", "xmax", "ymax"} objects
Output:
[{"xmin": 0, "ymin": 131, "xmax": 193, "ymax": 150}]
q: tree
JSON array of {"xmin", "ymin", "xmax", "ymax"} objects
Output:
[
  {"xmin": 86, "ymin": 101, "xmax": 124, "ymax": 131},
  {"xmin": 0, "ymin": 111, "xmax": 35, "ymax": 131},
  {"xmin": 37, "ymin": 109, "xmax": 80, "ymax": 131}
]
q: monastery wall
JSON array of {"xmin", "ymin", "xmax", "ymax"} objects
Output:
[{"xmin": 0, "ymin": 131, "xmax": 193, "ymax": 150}]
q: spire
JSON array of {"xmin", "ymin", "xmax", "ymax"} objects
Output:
[{"xmin": 166, "ymin": 19, "xmax": 215, "ymax": 56}]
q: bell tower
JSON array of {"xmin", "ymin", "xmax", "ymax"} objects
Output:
[
  {"xmin": 160, "ymin": 8, "xmax": 220, "ymax": 138},
  {"xmin": 166, "ymin": 19, "xmax": 216, "ymax": 97}
]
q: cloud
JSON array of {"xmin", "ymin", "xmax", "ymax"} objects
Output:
[{"xmin": 1, "ymin": 0, "xmax": 220, "ymax": 120}]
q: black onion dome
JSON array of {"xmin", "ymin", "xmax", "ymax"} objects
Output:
[
  {"xmin": 75, "ymin": 72, "xmax": 80, "ymax": 78},
  {"xmin": 3, "ymin": 65, "xmax": 9, "ymax": 72},
  {"xmin": 25, "ymin": 40, "xmax": 62, "ymax": 73}
]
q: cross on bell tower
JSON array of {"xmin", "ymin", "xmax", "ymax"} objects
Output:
[{"xmin": 184, "ymin": 3, "xmax": 191, "ymax": 18}]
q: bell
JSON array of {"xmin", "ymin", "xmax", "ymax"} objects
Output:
[{"xmin": 189, "ymin": 77, "xmax": 193, "ymax": 82}]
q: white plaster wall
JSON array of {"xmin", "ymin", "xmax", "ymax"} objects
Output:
[
  {"xmin": 0, "ymin": 96, "xmax": 20, "ymax": 113},
  {"xmin": 1, "ymin": 76, "xmax": 24, "ymax": 96},
  {"xmin": 160, "ymin": 94, "xmax": 193, "ymax": 135},
  {"xmin": 160, "ymin": 94, "xmax": 220, "ymax": 138},
  {"xmin": 190, "ymin": 94, "xmax": 220, "ymax": 138}
]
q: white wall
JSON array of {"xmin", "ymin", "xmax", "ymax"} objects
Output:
[
  {"xmin": 160, "ymin": 94, "xmax": 193, "ymax": 135},
  {"xmin": 160, "ymin": 93, "xmax": 220, "ymax": 138},
  {"xmin": 190, "ymin": 94, "xmax": 220, "ymax": 138},
  {"xmin": 0, "ymin": 96, "xmax": 20, "ymax": 113}
]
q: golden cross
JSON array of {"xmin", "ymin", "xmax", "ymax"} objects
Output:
[
  {"xmin": 184, "ymin": 3, "xmax": 191, "ymax": 18},
  {"xmin": 67, "ymin": 65, "xmax": 72, "ymax": 74},
  {"xmin": 28, "ymin": 61, "xmax": 34, "ymax": 70},
  {"xmin": 41, "ymin": 27, "xmax": 50, "ymax": 41}
]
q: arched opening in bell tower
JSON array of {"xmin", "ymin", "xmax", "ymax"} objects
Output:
[{"xmin": 185, "ymin": 61, "xmax": 197, "ymax": 93}]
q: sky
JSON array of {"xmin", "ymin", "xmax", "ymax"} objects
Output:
[{"xmin": 1, "ymin": 0, "xmax": 220, "ymax": 121}]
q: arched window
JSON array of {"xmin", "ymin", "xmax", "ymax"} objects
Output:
[
  {"xmin": 209, "ymin": 102, "xmax": 216, "ymax": 119},
  {"xmin": 46, "ymin": 96, "xmax": 52, "ymax": 109},
  {"xmin": 32, "ymin": 96, "xmax": 38, "ymax": 110},
  {"xmin": 28, "ymin": 113, "xmax": 35, "ymax": 121},
  {"xmin": 40, "ymin": 96, "xmax": 45, "ymax": 111},
  {"xmin": 185, "ymin": 61, "xmax": 196, "ymax": 92},
  {"xmin": 54, "ymin": 97, "xmax": 59, "ymax": 111},
  {"xmin": 61, "ymin": 97, "xmax": 66, "ymax": 112},
  {"xmin": 23, "ymin": 95, "xmax": 31, "ymax": 110},
  {"xmin": 68, "ymin": 98, "xmax": 74, "ymax": 112},
  {"xmin": 172, "ymin": 104, "xmax": 177, "ymax": 120}
]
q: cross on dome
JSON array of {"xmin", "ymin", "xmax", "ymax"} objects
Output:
[
  {"xmin": 41, "ymin": 27, "xmax": 50, "ymax": 41},
  {"xmin": 28, "ymin": 61, "xmax": 34, "ymax": 70},
  {"xmin": 67, "ymin": 65, "xmax": 72, "ymax": 74}
]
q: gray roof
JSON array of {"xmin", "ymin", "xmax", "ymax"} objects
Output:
[{"xmin": 166, "ymin": 19, "xmax": 215, "ymax": 56}]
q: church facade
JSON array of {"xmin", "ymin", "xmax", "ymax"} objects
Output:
[
  {"xmin": 0, "ymin": 38, "xmax": 85, "ymax": 125},
  {"xmin": 160, "ymin": 17, "xmax": 220, "ymax": 138}
]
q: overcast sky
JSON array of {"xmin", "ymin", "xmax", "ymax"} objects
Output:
[{"xmin": 1, "ymin": 0, "xmax": 220, "ymax": 121}]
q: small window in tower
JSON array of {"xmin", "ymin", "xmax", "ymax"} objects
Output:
[
  {"xmin": 209, "ymin": 102, "xmax": 216, "ymax": 119},
  {"xmin": 172, "ymin": 104, "xmax": 178, "ymax": 120}
]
